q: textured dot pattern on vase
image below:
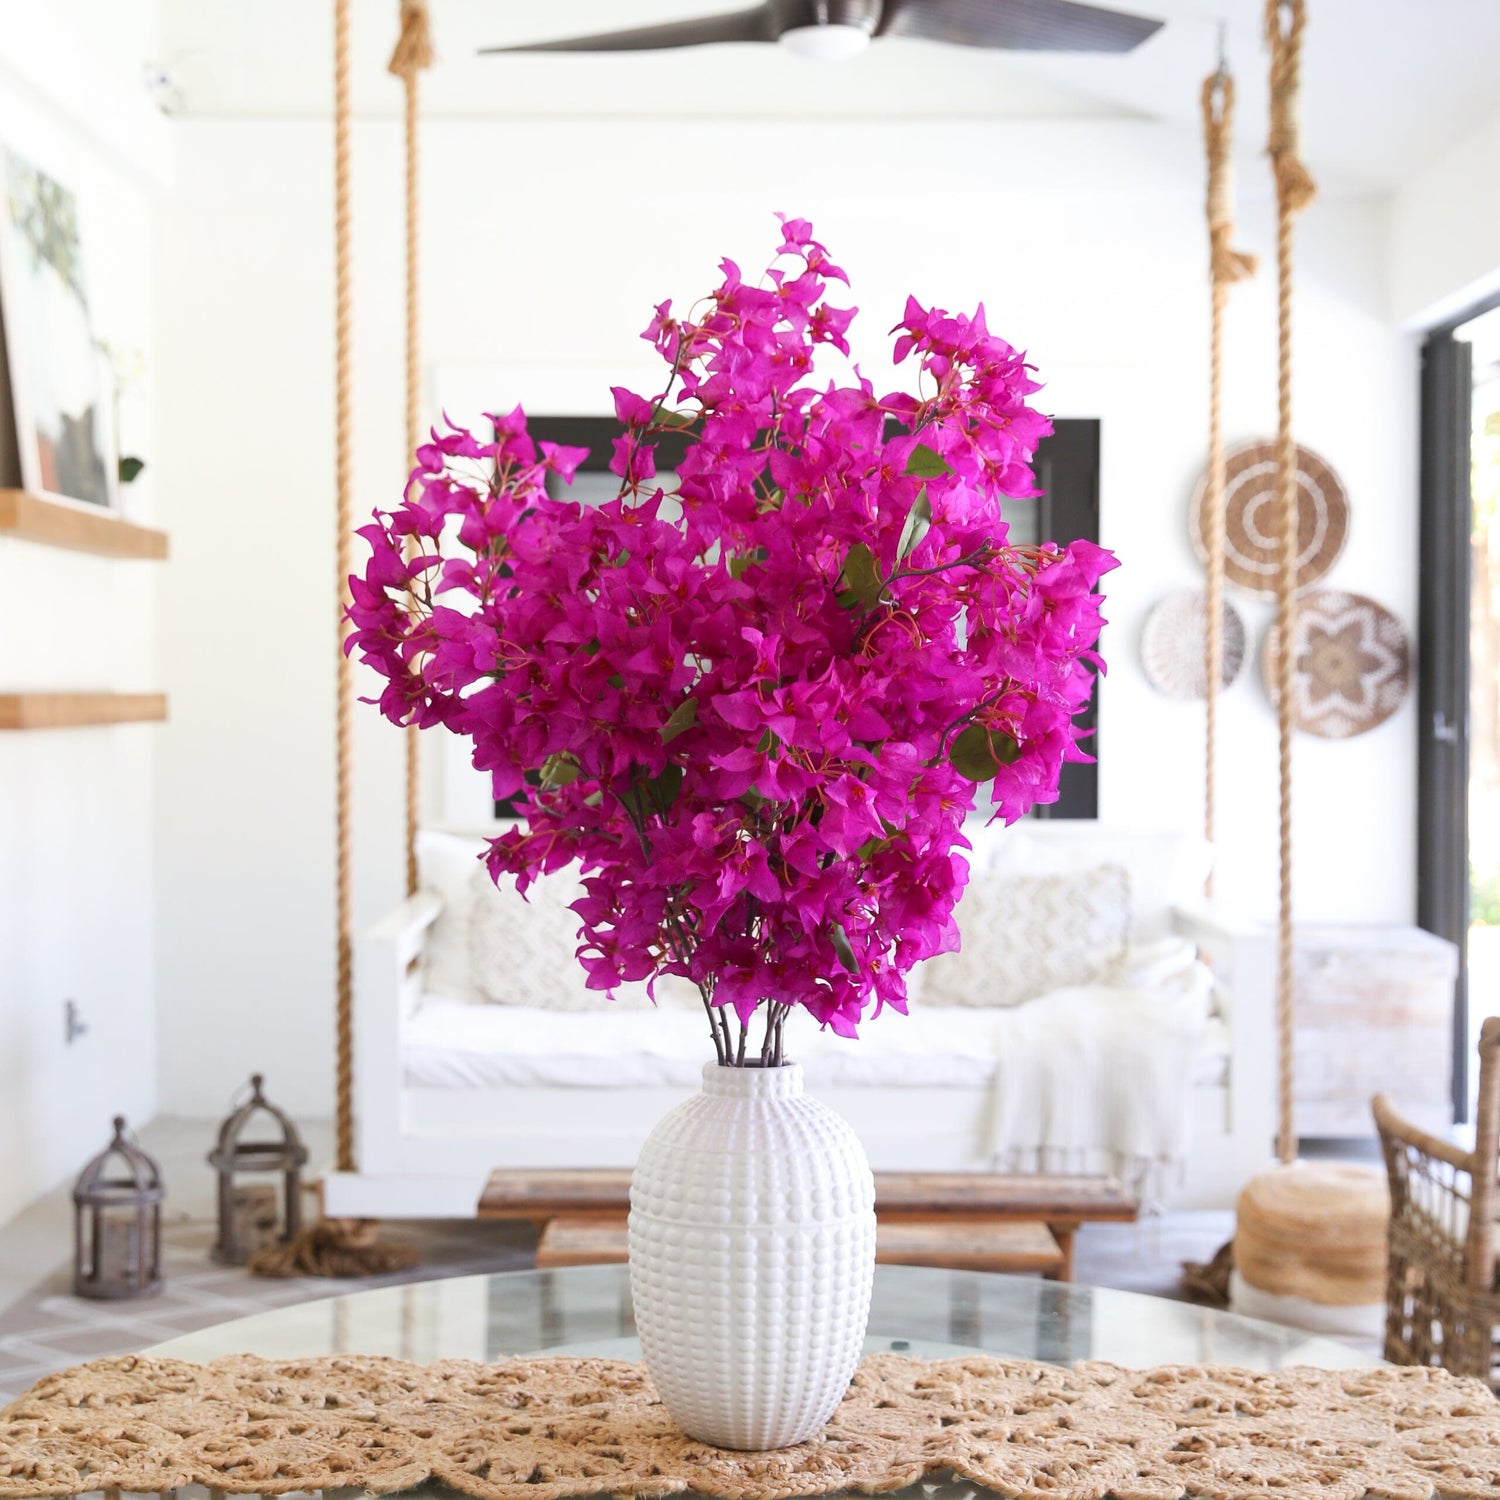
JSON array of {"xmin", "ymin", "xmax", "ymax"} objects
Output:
[{"xmin": 629, "ymin": 1061, "xmax": 876, "ymax": 1451}]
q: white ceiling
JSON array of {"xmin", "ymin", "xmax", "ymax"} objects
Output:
[{"xmin": 154, "ymin": 0, "xmax": 1500, "ymax": 193}]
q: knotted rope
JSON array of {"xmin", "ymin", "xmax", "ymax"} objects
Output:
[
  {"xmin": 1266, "ymin": 0, "xmax": 1315, "ymax": 1165},
  {"xmin": 389, "ymin": 0, "xmax": 433, "ymax": 899},
  {"xmin": 1200, "ymin": 66, "xmax": 1256, "ymax": 899},
  {"xmin": 333, "ymin": 0, "xmax": 355, "ymax": 1177}
]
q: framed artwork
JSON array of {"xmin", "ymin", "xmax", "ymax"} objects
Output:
[{"xmin": 0, "ymin": 147, "xmax": 116, "ymax": 510}]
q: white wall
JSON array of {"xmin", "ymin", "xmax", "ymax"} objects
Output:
[
  {"xmin": 1390, "ymin": 105, "xmax": 1500, "ymax": 328},
  {"xmin": 0, "ymin": 3, "xmax": 164, "ymax": 1222},
  {"xmin": 151, "ymin": 110, "xmax": 1417, "ymax": 1123}
]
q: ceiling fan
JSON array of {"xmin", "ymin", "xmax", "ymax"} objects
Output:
[{"xmin": 481, "ymin": 0, "xmax": 1164, "ymax": 65}]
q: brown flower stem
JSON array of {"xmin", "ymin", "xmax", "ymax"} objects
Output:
[
  {"xmin": 759, "ymin": 1003, "xmax": 777, "ymax": 1065},
  {"xmin": 693, "ymin": 980, "xmax": 725, "ymax": 1066},
  {"xmin": 884, "ymin": 545, "xmax": 992, "ymax": 588}
]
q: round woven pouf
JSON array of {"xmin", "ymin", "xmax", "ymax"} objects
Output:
[{"xmin": 1230, "ymin": 1161, "xmax": 1390, "ymax": 1340}]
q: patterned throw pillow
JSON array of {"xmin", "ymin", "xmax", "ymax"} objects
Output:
[
  {"xmin": 467, "ymin": 869, "xmax": 703, "ymax": 1010},
  {"xmin": 918, "ymin": 863, "xmax": 1132, "ymax": 1008},
  {"xmin": 468, "ymin": 868, "xmax": 640, "ymax": 1009}
]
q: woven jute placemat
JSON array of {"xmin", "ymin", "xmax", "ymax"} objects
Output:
[{"xmin": 1, "ymin": 1351, "xmax": 1497, "ymax": 1500}]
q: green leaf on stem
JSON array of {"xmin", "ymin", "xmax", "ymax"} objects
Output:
[
  {"xmin": 905, "ymin": 443, "xmax": 953, "ymax": 479},
  {"xmin": 648, "ymin": 763, "xmax": 684, "ymax": 814},
  {"xmin": 896, "ymin": 488, "xmax": 932, "ymax": 562},
  {"xmin": 660, "ymin": 697, "xmax": 698, "ymax": 744},
  {"xmin": 830, "ymin": 921, "xmax": 859, "ymax": 974},
  {"xmin": 837, "ymin": 542, "xmax": 883, "ymax": 611},
  {"xmin": 991, "ymin": 731, "xmax": 1023, "ymax": 765},
  {"xmin": 728, "ymin": 546, "xmax": 768, "ymax": 580},
  {"xmin": 650, "ymin": 403, "xmax": 694, "ymax": 428},
  {"xmin": 540, "ymin": 752, "xmax": 581, "ymax": 789},
  {"xmin": 950, "ymin": 724, "xmax": 1024, "ymax": 781}
]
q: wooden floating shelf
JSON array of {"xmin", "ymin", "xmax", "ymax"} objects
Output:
[
  {"xmin": 0, "ymin": 489, "xmax": 168, "ymax": 559},
  {"xmin": 0, "ymin": 692, "xmax": 168, "ymax": 730}
]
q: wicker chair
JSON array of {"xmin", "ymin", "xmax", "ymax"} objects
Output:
[{"xmin": 1374, "ymin": 1016, "xmax": 1500, "ymax": 1384}]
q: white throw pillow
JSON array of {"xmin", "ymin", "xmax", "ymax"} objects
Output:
[
  {"xmin": 468, "ymin": 869, "xmax": 709, "ymax": 1011},
  {"xmin": 918, "ymin": 863, "xmax": 1131, "ymax": 1008},
  {"xmin": 966, "ymin": 823, "xmax": 1207, "ymax": 944},
  {"xmin": 416, "ymin": 828, "xmax": 490, "ymax": 1002},
  {"xmin": 469, "ymin": 867, "xmax": 626, "ymax": 1009}
]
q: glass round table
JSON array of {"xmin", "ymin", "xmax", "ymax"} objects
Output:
[
  {"xmin": 111, "ymin": 1267, "xmax": 1383, "ymax": 1500},
  {"xmin": 149, "ymin": 1262, "xmax": 1370, "ymax": 1371}
]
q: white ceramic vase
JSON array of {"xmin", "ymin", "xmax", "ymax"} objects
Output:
[{"xmin": 628, "ymin": 1061, "xmax": 876, "ymax": 1450}]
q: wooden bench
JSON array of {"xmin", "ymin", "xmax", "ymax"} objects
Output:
[
  {"xmin": 481, "ymin": 1168, "xmax": 1136, "ymax": 1282},
  {"xmin": 536, "ymin": 1213, "xmax": 1067, "ymax": 1277}
]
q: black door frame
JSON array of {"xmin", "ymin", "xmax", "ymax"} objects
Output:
[
  {"xmin": 1418, "ymin": 331, "xmax": 1472, "ymax": 1120},
  {"xmin": 1414, "ymin": 280, "xmax": 1500, "ymax": 1121}
]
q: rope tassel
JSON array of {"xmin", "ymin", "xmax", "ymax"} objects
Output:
[
  {"xmin": 1265, "ymin": 0, "xmax": 1316, "ymax": 215},
  {"xmin": 388, "ymin": 0, "xmax": 435, "ymax": 80},
  {"xmin": 1201, "ymin": 73, "xmax": 1259, "ymax": 286}
]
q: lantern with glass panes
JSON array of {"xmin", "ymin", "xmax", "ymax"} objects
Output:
[
  {"xmin": 73, "ymin": 1116, "xmax": 164, "ymax": 1299},
  {"xmin": 208, "ymin": 1074, "xmax": 308, "ymax": 1265}
]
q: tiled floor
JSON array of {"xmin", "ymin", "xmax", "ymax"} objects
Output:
[{"xmin": 0, "ymin": 1117, "xmax": 538, "ymax": 1401}]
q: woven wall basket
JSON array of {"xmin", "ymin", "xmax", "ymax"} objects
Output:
[
  {"xmin": 1261, "ymin": 589, "xmax": 1412, "ymax": 739},
  {"xmin": 1189, "ymin": 440, "xmax": 1349, "ymax": 598},
  {"xmin": 1140, "ymin": 589, "xmax": 1247, "ymax": 699}
]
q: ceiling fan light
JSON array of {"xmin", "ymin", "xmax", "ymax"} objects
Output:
[{"xmin": 778, "ymin": 23, "xmax": 872, "ymax": 62}]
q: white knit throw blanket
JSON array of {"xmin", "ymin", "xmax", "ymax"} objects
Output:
[{"xmin": 981, "ymin": 939, "xmax": 1213, "ymax": 1210}]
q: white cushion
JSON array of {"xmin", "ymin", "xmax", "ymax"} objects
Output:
[
  {"xmin": 403, "ymin": 997, "xmax": 999, "ymax": 1090},
  {"xmin": 402, "ymin": 939, "xmax": 1223, "ymax": 1093},
  {"xmin": 919, "ymin": 864, "xmax": 1131, "ymax": 1007}
]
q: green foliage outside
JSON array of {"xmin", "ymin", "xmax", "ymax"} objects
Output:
[{"xmin": 1473, "ymin": 864, "xmax": 1500, "ymax": 927}]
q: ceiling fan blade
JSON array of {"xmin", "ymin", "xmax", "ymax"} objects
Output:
[
  {"xmin": 481, "ymin": 6, "xmax": 777, "ymax": 54},
  {"xmin": 877, "ymin": 0, "xmax": 1162, "ymax": 52}
]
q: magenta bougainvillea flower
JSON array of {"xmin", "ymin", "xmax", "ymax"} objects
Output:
[{"xmin": 347, "ymin": 218, "xmax": 1117, "ymax": 1065}]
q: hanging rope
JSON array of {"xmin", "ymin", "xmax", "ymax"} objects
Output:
[
  {"xmin": 1200, "ymin": 63, "xmax": 1257, "ymax": 899},
  {"xmin": 284, "ymin": 2, "xmax": 419, "ymax": 1276},
  {"xmin": 333, "ymin": 0, "xmax": 355, "ymax": 1177},
  {"xmin": 389, "ymin": 0, "xmax": 433, "ymax": 900},
  {"xmin": 1266, "ymin": 0, "xmax": 1315, "ymax": 1166}
]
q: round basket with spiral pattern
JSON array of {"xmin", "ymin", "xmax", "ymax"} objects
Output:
[{"xmin": 1189, "ymin": 440, "xmax": 1348, "ymax": 598}]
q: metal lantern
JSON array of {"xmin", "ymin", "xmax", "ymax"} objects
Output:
[
  {"xmin": 208, "ymin": 1073, "xmax": 308, "ymax": 1265},
  {"xmin": 73, "ymin": 1116, "xmax": 164, "ymax": 1299}
]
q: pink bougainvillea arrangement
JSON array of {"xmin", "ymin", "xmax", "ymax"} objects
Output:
[{"xmin": 347, "ymin": 218, "xmax": 1117, "ymax": 1066}]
